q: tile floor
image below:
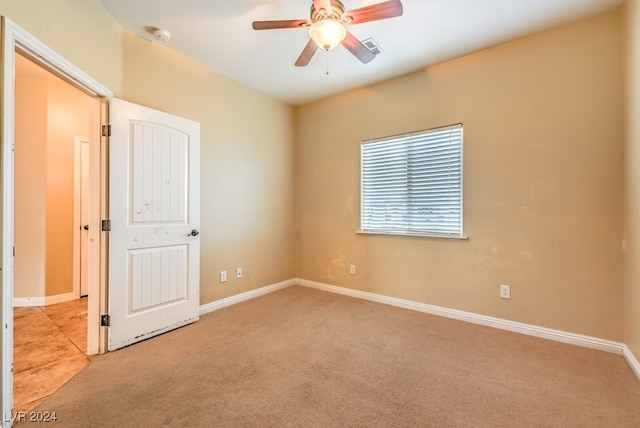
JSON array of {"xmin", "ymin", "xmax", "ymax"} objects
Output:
[{"xmin": 13, "ymin": 298, "xmax": 90, "ymax": 412}]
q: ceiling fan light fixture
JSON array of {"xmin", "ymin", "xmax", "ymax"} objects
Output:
[{"xmin": 309, "ymin": 19, "xmax": 346, "ymax": 51}]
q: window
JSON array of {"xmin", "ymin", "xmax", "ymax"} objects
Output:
[{"xmin": 360, "ymin": 124, "xmax": 464, "ymax": 238}]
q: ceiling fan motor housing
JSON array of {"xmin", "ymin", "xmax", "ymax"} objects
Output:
[{"xmin": 310, "ymin": 0, "xmax": 346, "ymax": 23}]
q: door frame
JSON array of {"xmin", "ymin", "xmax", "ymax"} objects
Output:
[{"xmin": 1, "ymin": 17, "xmax": 112, "ymax": 423}]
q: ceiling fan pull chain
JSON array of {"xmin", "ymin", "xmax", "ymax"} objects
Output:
[{"xmin": 326, "ymin": 49, "xmax": 330, "ymax": 75}]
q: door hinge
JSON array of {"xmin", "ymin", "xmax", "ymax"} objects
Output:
[
  {"xmin": 101, "ymin": 124, "xmax": 111, "ymax": 137},
  {"xmin": 101, "ymin": 219, "xmax": 111, "ymax": 232},
  {"xmin": 100, "ymin": 314, "xmax": 111, "ymax": 327}
]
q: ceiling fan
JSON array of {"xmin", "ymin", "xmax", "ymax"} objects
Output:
[{"xmin": 252, "ymin": 0, "xmax": 404, "ymax": 67}]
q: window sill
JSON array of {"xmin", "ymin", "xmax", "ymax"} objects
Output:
[{"xmin": 356, "ymin": 230, "xmax": 469, "ymax": 240}]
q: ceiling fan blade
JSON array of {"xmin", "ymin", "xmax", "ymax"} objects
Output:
[
  {"xmin": 343, "ymin": 0, "xmax": 404, "ymax": 25},
  {"xmin": 341, "ymin": 31, "xmax": 376, "ymax": 64},
  {"xmin": 295, "ymin": 39, "xmax": 319, "ymax": 67},
  {"xmin": 313, "ymin": 0, "xmax": 332, "ymax": 16},
  {"xmin": 252, "ymin": 20, "xmax": 309, "ymax": 30}
]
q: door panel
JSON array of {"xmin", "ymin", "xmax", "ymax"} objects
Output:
[
  {"xmin": 131, "ymin": 122, "xmax": 188, "ymax": 223},
  {"xmin": 109, "ymin": 98, "xmax": 200, "ymax": 351},
  {"xmin": 129, "ymin": 245, "xmax": 187, "ymax": 312}
]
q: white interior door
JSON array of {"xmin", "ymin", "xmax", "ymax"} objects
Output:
[{"xmin": 109, "ymin": 98, "xmax": 200, "ymax": 351}]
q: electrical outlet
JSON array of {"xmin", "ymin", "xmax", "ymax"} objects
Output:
[
  {"xmin": 500, "ymin": 284, "xmax": 511, "ymax": 299},
  {"xmin": 236, "ymin": 267, "xmax": 242, "ymax": 279},
  {"xmin": 349, "ymin": 264, "xmax": 356, "ymax": 275},
  {"xmin": 220, "ymin": 271, "xmax": 227, "ymax": 283}
]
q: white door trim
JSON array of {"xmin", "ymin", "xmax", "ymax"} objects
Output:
[
  {"xmin": 73, "ymin": 135, "xmax": 92, "ymax": 299},
  {"xmin": 73, "ymin": 136, "xmax": 89, "ymax": 299},
  {"xmin": 1, "ymin": 17, "xmax": 113, "ymax": 425}
]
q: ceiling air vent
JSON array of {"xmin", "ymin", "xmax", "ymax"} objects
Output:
[{"xmin": 362, "ymin": 38, "xmax": 383, "ymax": 55}]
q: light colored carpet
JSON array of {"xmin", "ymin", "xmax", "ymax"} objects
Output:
[{"xmin": 27, "ymin": 286, "xmax": 640, "ymax": 427}]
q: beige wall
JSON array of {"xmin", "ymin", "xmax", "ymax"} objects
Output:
[
  {"xmin": 0, "ymin": 0, "xmax": 122, "ymax": 96},
  {"xmin": 45, "ymin": 73, "xmax": 94, "ymax": 297},
  {"xmin": 14, "ymin": 75, "xmax": 47, "ymax": 299},
  {"xmin": 625, "ymin": 0, "xmax": 640, "ymax": 361},
  {"xmin": 121, "ymin": 32, "xmax": 296, "ymax": 304},
  {"xmin": 296, "ymin": 10, "xmax": 624, "ymax": 340},
  {"xmin": 2, "ymin": 1, "xmax": 296, "ymax": 305}
]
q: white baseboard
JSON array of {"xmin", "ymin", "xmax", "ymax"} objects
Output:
[
  {"xmin": 199, "ymin": 278, "xmax": 297, "ymax": 316},
  {"xmin": 45, "ymin": 292, "xmax": 76, "ymax": 306},
  {"xmin": 14, "ymin": 292, "xmax": 76, "ymax": 307},
  {"xmin": 13, "ymin": 297, "xmax": 44, "ymax": 307},
  {"xmin": 623, "ymin": 345, "xmax": 640, "ymax": 379},
  {"xmin": 297, "ymin": 279, "xmax": 626, "ymax": 356}
]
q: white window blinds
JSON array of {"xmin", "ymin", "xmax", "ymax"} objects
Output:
[{"xmin": 361, "ymin": 124, "xmax": 463, "ymax": 237}]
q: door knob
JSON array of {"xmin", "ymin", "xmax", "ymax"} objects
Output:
[
  {"xmin": 187, "ymin": 229, "xmax": 200, "ymax": 237},
  {"xmin": 83, "ymin": 225, "xmax": 89, "ymax": 231}
]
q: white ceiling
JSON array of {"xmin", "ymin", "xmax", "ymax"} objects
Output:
[{"xmin": 98, "ymin": 0, "xmax": 623, "ymax": 106}]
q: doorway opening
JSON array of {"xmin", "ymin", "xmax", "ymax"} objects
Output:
[
  {"xmin": 11, "ymin": 52, "xmax": 98, "ymax": 412},
  {"xmin": 2, "ymin": 18, "xmax": 113, "ymax": 422},
  {"xmin": 2, "ymin": 18, "xmax": 201, "ymax": 422}
]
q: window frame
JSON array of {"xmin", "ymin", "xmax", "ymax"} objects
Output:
[{"xmin": 359, "ymin": 123, "xmax": 466, "ymax": 239}]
